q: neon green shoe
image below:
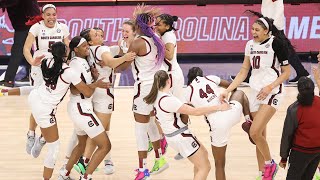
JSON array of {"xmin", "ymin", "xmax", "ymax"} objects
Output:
[
  {"xmin": 73, "ymin": 162, "xmax": 86, "ymax": 175},
  {"xmin": 150, "ymin": 157, "xmax": 169, "ymax": 175},
  {"xmin": 147, "ymin": 140, "xmax": 153, "ymax": 153},
  {"xmin": 315, "ymin": 172, "xmax": 320, "ymax": 180},
  {"xmin": 256, "ymin": 176, "xmax": 262, "ymax": 180}
]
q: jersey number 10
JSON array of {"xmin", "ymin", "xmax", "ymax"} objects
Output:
[{"xmin": 252, "ymin": 56, "xmax": 261, "ymax": 69}]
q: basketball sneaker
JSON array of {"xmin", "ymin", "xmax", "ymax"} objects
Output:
[
  {"xmin": 256, "ymin": 176, "xmax": 262, "ymax": 180},
  {"xmin": 79, "ymin": 174, "xmax": 92, "ymax": 180},
  {"xmin": 315, "ymin": 168, "xmax": 320, "ymax": 180},
  {"xmin": 150, "ymin": 156, "xmax": 169, "ymax": 174},
  {"xmin": 263, "ymin": 160, "xmax": 278, "ymax": 180},
  {"xmin": 242, "ymin": 120, "xmax": 255, "ymax": 145},
  {"xmin": 0, "ymin": 87, "xmax": 8, "ymax": 96},
  {"xmin": 135, "ymin": 169, "xmax": 151, "ymax": 180},
  {"xmin": 73, "ymin": 158, "xmax": 86, "ymax": 175},
  {"xmin": 104, "ymin": 159, "xmax": 115, "ymax": 175},
  {"xmin": 26, "ymin": 133, "xmax": 35, "ymax": 155},
  {"xmin": 174, "ymin": 153, "xmax": 184, "ymax": 160},
  {"xmin": 58, "ymin": 165, "xmax": 74, "ymax": 180},
  {"xmin": 160, "ymin": 136, "xmax": 168, "ymax": 155},
  {"xmin": 31, "ymin": 136, "xmax": 46, "ymax": 158}
]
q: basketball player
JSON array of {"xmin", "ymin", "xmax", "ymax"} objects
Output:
[
  {"xmin": 119, "ymin": 5, "xmax": 170, "ymax": 179},
  {"xmin": 144, "ymin": 70, "xmax": 231, "ymax": 180},
  {"xmin": 28, "ymin": 41, "xmax": 109, "ymax": 180},
  {"xmin": 118, "ymin": 20, "xmax": 136, "ymax": 55},
  {"xmin": 58, "ymin": 36, "xmax": 112, "ymax": 180},
  {"xmin": 220, "ymin": 16, "xmax": 291, "ymax": 180},
  {"xmin": 23, "ymin": 4, "xmax": 70, "ymax": 158},
  {"xmin": 185, "ymin": 67, "xmax": 251, "ymax": 180},
  {"xmin": 66, "ymin": 28, "xmax": 135, "ymax": 175},
  {"xmin": 154, "ymin": 13, "xmax": 186, "ymax": 160}
]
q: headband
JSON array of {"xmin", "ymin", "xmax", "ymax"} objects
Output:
[
  {"xmin": 77, "ymin": 38, "xmax": 87, "ymax": 47},
  {"xmin": 258, "ymin": 17, "xmax": 269, "ymax": 30},
  {"xmin": 42, "ymin": 4, "xmax": 56, "ymax": 12}
]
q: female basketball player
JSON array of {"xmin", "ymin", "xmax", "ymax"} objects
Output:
[
  {"xmin": 220, "ymin": 16, "xmax": 291, "ymax": 180},
  {"xmin": 144, "ymin": 70, "xmax": 231, "ymax": 180},
  {"xmin": 22, "ymin": 4, "xmax": 70, "ymax": 157},
  {"xmin": 185, "ymin": 67, "xmax": 252, "ymax": 180},
  {"xmin": 155, "ymin": 13, "xmax": 187, "ymax": 160},
  {"xmin": 118, "ymin": 20, "xmax": 136, "ymax": 55},
  {"xmin": 58, "ymin": 36, "xmax": 112, "ymax": 180},
  {"xmin": 28, "ymin": 41, "xmax": 109, "ymax": 180},
  {"xmin": 69, "ymin": 28, "xmax": 135, "ymax": 175},
  {"xmin": 118, "ymin": 5, "xmax": 170, "ymax": 179}
]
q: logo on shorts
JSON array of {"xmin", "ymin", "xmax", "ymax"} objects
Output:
[
  {"xmin": 133, "ymin": 104, "xmax": 137, "ymax": 111},
  {"xmin": 273, "ymin": 99, "xmax": 278, "ymax": 106},
  {"xmin": 50, "ymin": 116, "xmax": 56, "ymax": 124},
  {"xmin": 88, "ymin": 121, "xmax": 94, "ymax": 127},
  {"xmin": 191, "ymin": 141, "xmax": 198, "ymax": 148},
  {"xmin": 108, "ymin": 104, "xmax": 113, "ymax": 110}
]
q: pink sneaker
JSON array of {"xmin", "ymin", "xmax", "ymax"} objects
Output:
[
  {"xmin": 263, "ymin": 160, "xmax": 278, "ymax": 180},
  {"xmin": 160, "ymin": 136, "xmax": 168, "ymax": 155},
  {"xmin": 242, "ymin": 121, "xmax": 255, "ymax": 145},
  {"xmin": 135, "ymin": 169, "xmax": 151, "ymax": 180}
]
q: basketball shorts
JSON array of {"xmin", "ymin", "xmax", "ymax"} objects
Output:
[
  {"xmin": 206, "ymin": 100, "xmax": 242, "ymax": 147},
  {"xmin": 92, "ymin": 87, "xmax": 114, "ymax": 114},
  {"xmin": 132, "ymin": 81, "xmax": 153, "ymax": 115},
  {"xmin": 248, "ymin": 88, "xmax": 283, "ymax": 112},
  {"xmin": 166, "ymin": 129, "xmax": 200, "ymax": 158},
  {"xmin": 67, "ymin": 101, "xmax": 104, "ymax": 139},
  {"xmin": 28, "ymin": 89, "xmax": 57, "ymax": 128}
]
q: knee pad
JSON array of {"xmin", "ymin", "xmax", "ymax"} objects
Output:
[
  {"xmin": 148, "ymin": 116, "xmax": 161, "ymax": 142},
  {"xmin": 44, "ymin": 140, "xmax": 60, "ymax": 168},
  {"xmin": 135, "ymin": 122, "xmax": 149, "ymax": 151}
]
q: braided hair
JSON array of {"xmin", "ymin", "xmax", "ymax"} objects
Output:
[{"xmin": 41, "ymin": 42, "xmax": 67, "ymax": 88}]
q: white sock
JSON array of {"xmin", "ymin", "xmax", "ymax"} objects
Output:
[
  {"xmin": 245, "ymin": 115, "xmax": 252, "ymax": 123},
  {"xmin": 259, "ymin": 171, "xmax": 264, "ymax": 176},
  {"xmin": 20, "ymin": 86, "xmax": 35, "ymax": 96},
  {"xmin": 28, "ymin": 130, "xmax": 35, "ymax": 136},
  {"xmin": 265, "ymin": 160, "xmax": 272, "ymax": 165}
]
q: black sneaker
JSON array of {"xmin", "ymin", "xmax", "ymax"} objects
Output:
[
  {"xmin": 288, "ymin": 75, "xmax": 311, "ymax": 84},
  {"xmin": 229, "ymin": 75, "xmax": 249, "ymax": 86},
  {"xmin": 0, "ymin": 80, "xmax": 14, "ymax": 88}
]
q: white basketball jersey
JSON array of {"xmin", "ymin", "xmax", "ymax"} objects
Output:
[
  {"xmin": 162, "ymin": 30, "xmax": 180, "ymax": 72},
  {"xmin": 37, "ymin": 62, "xmax": 81, "ymax": 105},
  {"xmin": 261, "ymin": 0, "xmax": 285, "ymax": 30},
  {"xmin": 88, "ymin": 45, "xmax": 114, "ymax": 83},
  {"xmin": 184, "ymin": 75, "xmax": 222, "ymax": 109},
  {"xmin": 154, "ymin": 91, "xmax": 186, "ymax": 134},
  {"xmin": 69, "ymin": 57, "xmax": 93, "ymax": 102},
  {"xmin": 29, "ymin": 20, "xmax": 69, "ymax": 58},
  {"xmin": 132, "ymin": 36, "xmax": 164, "ymax": 83},
  {"xmin": 245, "ymin": 36, "xmax": 282, "ymax": 93}
]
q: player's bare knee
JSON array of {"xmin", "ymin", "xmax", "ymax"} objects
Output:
[{"xmin": 250, "ymin": 128, "xmax": 261, "ymax": 141}]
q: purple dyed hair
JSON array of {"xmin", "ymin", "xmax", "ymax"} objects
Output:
[{"xmin": 136, "ymin": 13, "xmax": 165, "ymax": 68}]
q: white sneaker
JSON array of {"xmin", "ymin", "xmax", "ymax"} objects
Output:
[
  {"xmin": 58, "ymin": 165, "xmax": 74, "ymax": 180},
  {"xmin": 31, "ymin": 136, "xmax": 46, "ymax": 158},
  {"xmin": 26, "ymin": 133, "xmax": 35, "ymax": 155},
  {"xmin": 104, "ymin": 159, "xmax": 115, "ymax": 175},
  {"xmin": 57, "ymin": 174, "xmax": 74, "ymax": 180}
]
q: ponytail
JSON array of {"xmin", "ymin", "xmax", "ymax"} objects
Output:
[
  {"xmin": 144, "ymin": 70, "xmax": 169, "ymax": 104},
  {"xmin": 297, "ymin": 77, "xmax": 315, "ymax": 106},
  {"xmin": 157, "ymin": 14, "xmax": 178, "ymax": 32},
  {"xmin": 41, "ymin": 42, "xmax": 66, "ymax": 88},
  {"xmin": 67, "ymin": 36, "xmax": 83, "ymax": 60}
]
